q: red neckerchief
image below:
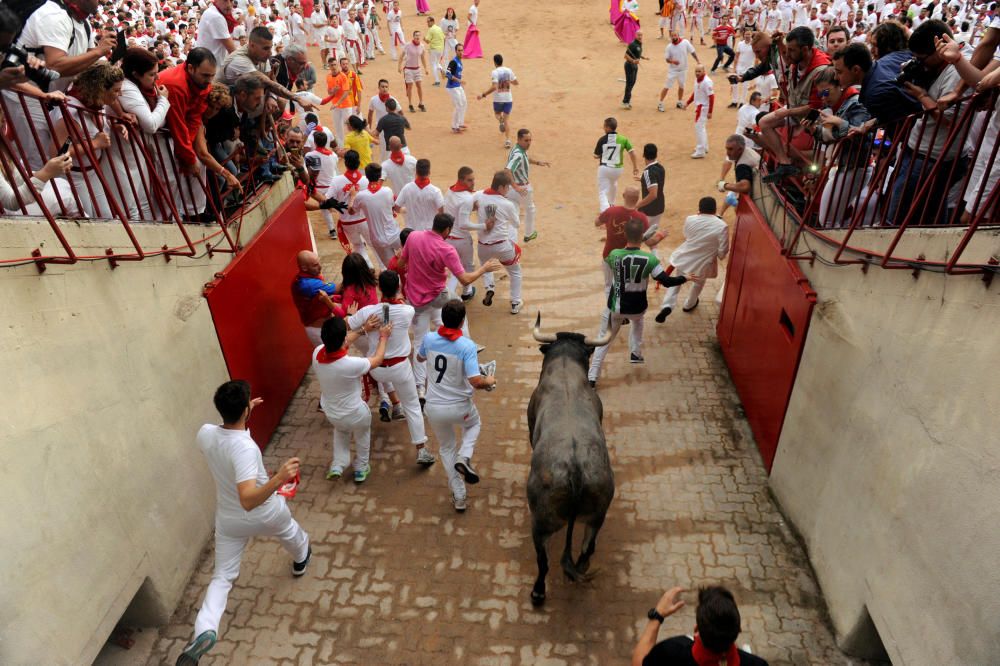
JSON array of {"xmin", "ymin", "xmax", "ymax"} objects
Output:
[
  {"xmin": 64, "ymin": 1, "xmax": 90, "ymax": 20},
  {"xmin": 483, "ymin": 187, "xmax": 500, "ymax": 195},
  {"xmin": 342, "ymin": 169, "xmax": 363, "ymax": 193},
  {"xmin": 367, "ymin": 181, "xmax": 382, "ymax": 193},
  {"xmin": 692, "ymin": 635, "xmax": 740, "ymax": 666},
  {"xmin": 381, "ymin": 297, "xmax": 404, "ymax": 303},
  {"xmin": 140, "ymin": 84, "xmax": 159, "ymax": 111},
  {"xmin": 450, "ymin": 181, "xmax": 472, "ymax": 192},
  {"xmin": 389, "ymin": 150, "xmax": 406, "ymax": 165},
  {"xmin": 316, "ymin": 147, "xmax": 333, "ymax": 155},
  {"xmin": 316, "ymin": 347, "xmax": 348, "ymax": 363},
  {"xmin": 437, "ymin": 326, "xmax": 462, "ymax": 341},
  {"xmin": 414, "ymin": 176, "xmax": 431, "ymax": 189},
  {"xmin": 378, "ymin": 92, "xmax": 391, "ymax": 103}
]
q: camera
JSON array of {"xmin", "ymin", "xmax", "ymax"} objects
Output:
[
  {"xmin": 2, "ymin": 44, "xmax": 59, "ymax": 86},
  {"xmin": 895, "ymin": 57, "xmax": 933, "ymax": 90}
]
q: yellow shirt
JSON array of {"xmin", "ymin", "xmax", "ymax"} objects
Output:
[
  {"xmin": 345, "ymin": 130, "xmax": 376, "ymax": 167},
  {"xmin": 425, "ymin": 25, "xmax": 445, "ymax": 51}
]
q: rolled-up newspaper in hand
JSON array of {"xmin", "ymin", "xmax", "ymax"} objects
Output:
[{"xmin": 480, "ymin": 360, "xmax": 497, "ymax": 391}]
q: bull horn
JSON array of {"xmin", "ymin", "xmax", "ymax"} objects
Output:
[
  {"xmin": 583, "ymin": 328, "xmax": 613, "ymax": 348},
  {"xmin": 531, "ymin": 311, "xmax": 558, "ymax": 343}
]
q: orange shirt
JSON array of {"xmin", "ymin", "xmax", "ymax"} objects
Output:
[{"xmin": 327, "ymin": 71, "xmax": 353, "ymax": 108}]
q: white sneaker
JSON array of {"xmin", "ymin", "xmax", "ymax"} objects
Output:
[
  {"xmin": 453, "ymin": 494, "xmax": 467, "ymax": 512},
  {"xmin": 416, "ymin": 447, "xmax": 436, "ymax": 467},
  {"xmin": 510, "ymin": 301, "xmax": 523, "ymax": 315},
  {"xmin": 690, "ymin": 152, "xmax": 706, "ymax": 159},
  {"xmin": 657, "ymin": 102, "xmax": 665, "ymax": 112}
]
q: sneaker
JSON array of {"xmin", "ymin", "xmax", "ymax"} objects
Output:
[
  {"xmin": 691, "ymin": 152, "xmax": 706, "ymax": 159},
  {"xmin": 621, "ymin": 102, "xmax": 632, "ymax": 110},
  {"xmin": 588, "ymin": 380, "xmax": 596, "ymax": 388},
  {"xmin": 728, "ymin": 102, "xmax": 739, "ymax": 108},
  {"xmin": 379, "ymin": 400, "xmax": 391, "ymax": 422},
  {"xmin": 630, "ymin": 353, "xmax": 644, "ymax": 364},
  {"xmin": 523, "ymin": 231, "xmax": 538, "ymax": 242},
  {"xmin": 510, "ymin": 301, "xmax": 523, "ymax": 315},
  {"xmin": 292, "ymin": 545, "xmax": 311, "ymax": 577},
  {"xmin": 655, "ymin": 306, "xmax": 673, "ymax": 323},
  {"xmin": 391, "ymin": 403, "xmax": 405, "ymax": 420},
  {"xmin": 328, "ymin": 230, "xmax": 337, "ymax": 239},
  {"xmin": 418, "ymin": 103, "xmax": 426, "ymax": 112},
  {"xmin": 762, "ymin": 163, "xmax": 802, "ymax": 183},
  {"xmin": 676, "ymin": 101, "xmax": 685, "ymax": 109},
  {"xmin": 482, "ymin": 289, "xmax": 495, "ymax": 306},
  {"xmin": 432, "ymin": 81, "xmax": 441, "ymax": 86},
  {"xmin": 455, "ymin": 456, "xmax": 480, "ymax": 484},
  {"xmin": 683, "ymin": 298, "xmax": 700, "ymax": 312},
  {"xmin": 453, "ymin": 494, "xmax": 467, "ymax": 512},
  {"xmin": 416, "ymin": 447, "xmax": 436, "ymax": 467},
  {"xmin": 354, "ymin": 466, "xmax": 370, "ymax": 483},
  {"xmin": 504, "ymin": 139, "xmax": 512, "ymax": 149},
  {"xmin": 176, "ymin": 630, "xmax": 217, "ymax": 665},
  {"xmin": 657, "ymin": 102, "xmax": 665, "ymax": 112},
  {"xmin": 461, "ymin": 286, "xmax": 477, "ymax": 301},
  {"xmin": 408, "ymin": 104, "xmax": 415, "ymax": 112},
  {"xmin": 326, "ymin": 466, "xmax": 343, "ymax": 480}
]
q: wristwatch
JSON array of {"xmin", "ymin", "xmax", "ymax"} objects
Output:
[{"xmin": 647, "ymin": 608, "xmax": 666, "ymax": 623}]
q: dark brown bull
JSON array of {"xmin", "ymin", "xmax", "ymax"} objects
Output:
[{"xmin": 526, "ymin": 312, "xmax": 615, "ymax": 606}]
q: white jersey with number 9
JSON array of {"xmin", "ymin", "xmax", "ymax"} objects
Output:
[{"xmin": 418, "ymin": 332, "xmax": 481, "ymax": 404}]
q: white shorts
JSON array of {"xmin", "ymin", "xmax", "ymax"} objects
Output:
[
  {"xmin": 665, "ymin": 69, "xmax": 687, "ymax": 89},
  {"xmin": 403, "ymin": 68, "xmax": 423, "ymax": 83},
  {"xmin": 659, "ymin": 16, "xmax": 670, "ymax": 27}
]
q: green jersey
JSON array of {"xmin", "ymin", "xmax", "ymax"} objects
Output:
[
  {"xmin": 606, "ymin": 247, "xmax": 664, "ymax": 315},
  {"xmin": 594, "ymin": 132, "xmax": 633, "ymax": 169},
  {"xmin": 506, "ymin": 145, "xmax": 530, "ymax": 184}
]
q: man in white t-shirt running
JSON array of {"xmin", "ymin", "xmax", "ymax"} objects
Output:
[
  {"xmin": 443, "ymin": 165, "xmax": 479, "ymax": 301},
  {"xmin": 175, "ymin": 381, "xmax": 309, "ymax": 666},
  {"xmin": 351, "ymin": 162, "xmax": 402, "ymax": 268},
  {"xmin": 417, "ymin": 299, "xmax": 496, "ymax": 512},
  {"xmin": 658, "ymin": 30, "xmax": 700, "ymax": 111},
  {"xmin": 470, "ymin": 171, "xmax": 523, "ymax": 314},
  {"xmin": 313, "ymin": 314, "xmax": 392, "ymax": 482},
  {"xmin": 476, "ymin": 53, "xmax": 518, "ymax": 148},
  {"xmin": 395, "ymin": 157, "xmax": 445, "ymax": 230}
]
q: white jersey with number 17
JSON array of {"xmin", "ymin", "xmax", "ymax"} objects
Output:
[{"xmin": 418, "ymin": 331, "xmax": 480, "ymax": 404}]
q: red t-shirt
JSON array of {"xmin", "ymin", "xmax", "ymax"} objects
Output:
[
  {"xmin": 599, "ymin": 206, "xmax": 650, "ymax": 258},
  {"xmin": 712, "ymin": 24, "xmax": 735, "ymax": 45}
]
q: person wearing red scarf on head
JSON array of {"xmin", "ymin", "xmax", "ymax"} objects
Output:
[
  {"xmin": 195, "ymin": 0, "xmax": 237, "ymax": 71},
  {"xmin": 394, "ymin": 157, "xmax": 445, "ymax": 231},
  {"xmin": 632, "ymin": 586, "xmax": 769, "ymax": 666},
  {"xmin": 380, "ymin": 135, "xmax": 417, "ymax": 192}
]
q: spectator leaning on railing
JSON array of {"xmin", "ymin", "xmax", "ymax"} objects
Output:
[
  {"xmin": 855, "ymin": 21, "xmax": 921, "ymax": 133},
  {"xmin": 217, "ymin": 26, "xmax": 311, "ymax": 114},
  {"xmin": 118, "ymin": 46, "xmax": 170, "ymax": 219},
  {"xmin": 886, "ymin": 19, "xmax": 967, "ymax": 226}
]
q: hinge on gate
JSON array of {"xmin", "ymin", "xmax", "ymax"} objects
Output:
[
  {"xmin": 105, "ymin": 248, "xmax": 118, "ymax": 269},
  {"xmin": 984, "ymin": 256, "xmax": 999, "ymax": 289},
  {"xmin": 911, "ymin": 254, "xmax": 926, "ymax": 280},
  {"xmin": 31, "ymin": 248, "xmax": 46, "ymax": 273}
]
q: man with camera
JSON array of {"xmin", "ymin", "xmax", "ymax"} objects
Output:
[{"xmin": 886, "ymin": 20, "xmax": 965, "ymax": 226}]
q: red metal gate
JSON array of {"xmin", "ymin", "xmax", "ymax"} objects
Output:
[{"xmin": 718, "ymin": 198, "xmax": 817, "ymax": 471}]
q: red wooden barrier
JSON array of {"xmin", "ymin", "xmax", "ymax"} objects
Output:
[
  {"xmin": 717, "ymin": 197, "xmax": 817, "ymax": 471},
  {"xmin": 204, "ymin": 194, "xmax": 314, "ymax": 449}
]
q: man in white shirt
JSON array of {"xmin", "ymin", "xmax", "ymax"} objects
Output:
[
  {"xmin": 288, "ymin": 4, "xmax": 307, "ymax": 49},
  {"xmin": 732, "ymin": 28, "xmax": 756, "ymax": 106},
  {"xmin": 477, "ymin": 53, "xmax": 518, "ymax": 148},
  {"xmin": 735, "ymin": 91, "xmax": 763, "ymax": 146},
  {"xmin": 325, "ymin": 150, "xmax": 373, "ymax": 254},
  {"xmin": 313, "ymin": 314, "xmax": 392, "ymax": 482},
  {"xmin": 381, "ymin": 135, "xmax": 417, "ymax": 192},
  {"xmin": 352, "ymin": 162, "xmax": 401, "ymax": 268},
  {"xmin": 685, "ymin": 64, "xmax": 714, "ymax": 158},
  {"xmin": 347, "ymin": 270, "xmax": 435, "ymax": 464},
  {"xmin": 657, "ymin": 197, "xmax": 729, "ymax": 318},
  {"xmin": 321, "ymin": 14, "xmax": 344, "ymax": 65},
  {"xmin": 387, "ymin": 0, "xmax": 405, "ymax": 59},
  {"xmin": 197, "ymin": 0, "xmax": 238, "ymax": 71},
  {"xmin": 443, "ymin": 166, "xmax": 478, "ymax": 301},
  {"xmin": 367, "ymin": 78, "xmax": 400, "ymax": 157},
  {"xmin": 395, "ymin": 158, "xmax": 445, "ymax": 230},
  {"xmin": 658, "ymin": 30, "xmax": 700, "ymax": 111},
  {"xmin": 471, "ymin": 171, "xmax": 523, "ymax": 314},
  {"xmin": 175, "ymin": 380, "xmax": 309, "ymax": 666},
  {"xmin": 417, "ymin": 299, "xmax": 495, "ymax": 512}
]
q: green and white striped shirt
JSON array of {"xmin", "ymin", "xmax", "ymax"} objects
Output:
[{"xmin": 506, "ymin": 145, "xmax": 530, "ymax": 185}]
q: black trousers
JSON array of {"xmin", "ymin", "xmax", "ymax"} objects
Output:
[
  {"xmin": 623, "ymin": 62, "xmax": 638, "ymax": 104},
  {"xmin": 712, "ymin": 45, "xmax": 734, "ymax": 70}
]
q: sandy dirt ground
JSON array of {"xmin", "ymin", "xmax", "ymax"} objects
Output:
[{"xmin": 99, "ymin": 2, "xmax": 872, "ymax": 665}]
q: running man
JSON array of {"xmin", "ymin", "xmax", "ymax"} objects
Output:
[
  {"xmin": 476, "ymin": 53, "xmax": 517, "ymax": 148},
  {"xmin": 588, "ymin": 219, "xmax": 687, "ymax": 388},
  {"xmin": 593, "ymin": 117, "xmax": 639, "ymax": 212},
  {"xmin": 418, "ymin": 299, "xmax": 495, "ymax": 512},
  {"xmin": 443, "ymin": 165, "xmax": 478, "ymax": 300},
  {"xmin": 471, "ymin": 171, "xmax": 523, "ymax": 314},
  {"xmin": 175, "ymin": 381, "xmax": 310, "ymax": 666},
  {"xmin": 504, "ymin": 128, "xmax": 550, "ymax": 243},
  {"xmin": 398, "ymin": 30, "xmax": 430, "ymax": 112}
]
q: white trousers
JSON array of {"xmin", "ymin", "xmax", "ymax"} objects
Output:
[
  {"xmin": 446, "ymin": 236, "xmax": 475, "ymax": 295},
  {"xmin": 369, "ymin": 361, "xmax": 427, "ymax": 444},
  {"xmin": 447, "ymin": 86, "xmax": 468, "ymax": 129},
  {"xmin": 325, "ymin": 402, "xmax": 372, "ymax": 471},
  {"xmin": 694, "ymin": 107, "xmax": 709, "ymax": 154},
  {"xmin": 193, "ymin": 501, "xmax": 309, "ymax": 637},
  {"xmin": 411, "ymin": 290, "xmax": 449, "ymax": 389},
  {"xmin": 372, "ymin": 238, "xmax": 401, "ymax": 270},
  {"xmin": 588, "ymin": 309, "xmax": 645, "ymax": 382},
  {"xmin": 661, "ymin": 272, "xmax": 706, "ymax": 310},
  {"xmin": 389, "ymin": 30, "xmax": 405, "ymax": 59},
  {"xmin": 505, "ymin": 184, "xmax": 535, "ymax": 237},
  {"xmin": 425, "ymin": 400, "xmax": 481, "ymax": 500},
  {"xmin": 331, "ymin": 107, "xmax": 351, "ymax": 149},
  {"xmin": 597, "ymin": 165, "xmax": 624, "ymax": 212},
  {"xmin": 429, "ymin": 48, "xmax": 444, "ymax": 82},
  {"xmin": 478, "ymin": 241, "xmax": 522, "ymax": 305}
]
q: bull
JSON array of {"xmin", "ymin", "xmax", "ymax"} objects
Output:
[{"xmin": 526, "ymin": 312, "xmax": 615, "ymax": 606}]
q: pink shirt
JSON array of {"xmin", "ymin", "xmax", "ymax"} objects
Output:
[
  {"xmin": 401, "ymin": 230, "xmax": 465, "ymax": 306},
  {"xmin": 403, "ymin": 41, "xmax": 424, "ymax": 68}
]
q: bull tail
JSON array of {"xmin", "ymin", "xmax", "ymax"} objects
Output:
[
  {"xmin": 561, "ymin": 515, "xmax": 584, "ymax": 582},
  {"xmin": 560, "ymin": 450, "xmax": 589, "ymax": 582}
]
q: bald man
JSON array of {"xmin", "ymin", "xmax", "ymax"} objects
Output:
[
  {"xmin": 595, "ymin": 186, "xmax": 666, "ymax": 296},
  {"xmin": 381, "ymin": 136, "xmax": 418, "ymax": 194},
  {"xmin": 291, "ymin": 251, "xmax": 341, "ymax": 346}
]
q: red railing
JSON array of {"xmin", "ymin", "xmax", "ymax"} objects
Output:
[
  {"xmin": 758, "ymin": 88, "xmax": 998, "ymax": 277},
  {"xmin": 0, "ymin": 88, "xmax": 284, "ymax": 271}
]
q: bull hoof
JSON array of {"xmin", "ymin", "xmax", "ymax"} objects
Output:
[{"xmin": 530, "ymin": 590, "xmax": 546, "ymax": 606}]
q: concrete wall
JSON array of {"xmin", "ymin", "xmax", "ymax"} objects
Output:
[
  {"xmin": 0, "ymin": 179, "xmax": 292, "ymax": 665},
  {"xmin": 767, "ymin": 221, "xmax": 1000, "ymax": 663}
]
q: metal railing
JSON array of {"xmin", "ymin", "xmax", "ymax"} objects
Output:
[
  {"xmin": 0, "ymin": 88, "xmax": 283, "ymax": 271},
  {"xmin": 759, "ymin": 88, "xmax": 999, "ymax": 278}
]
